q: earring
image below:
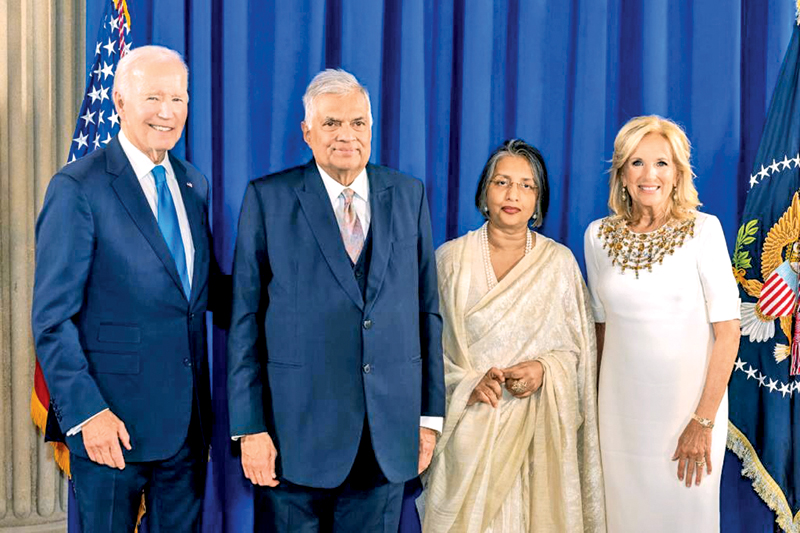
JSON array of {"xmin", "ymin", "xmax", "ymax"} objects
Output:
[
  {"xmin": 621, "ymin": 187, "xmax": 628, "ymax": 201},
  {"xmin": 532, "ymin": 213, "xmax": 538, "ymax": 221}
]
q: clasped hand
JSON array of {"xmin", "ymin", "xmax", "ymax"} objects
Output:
[{"xmin": 467, "ymin": 360, "xmax": 544, "ymax": 407}]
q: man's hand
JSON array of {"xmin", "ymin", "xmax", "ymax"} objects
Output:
[
  {"xmin": 82, "ymin": 410, "xmax": 131, "ymax": 469},
  {"xmin": 241, "ymin": 432, "xmax": 280, "ymax": 487},
  {"xmin": 418, "ymin": 427, "xmax": 437, "ymax": 474}
]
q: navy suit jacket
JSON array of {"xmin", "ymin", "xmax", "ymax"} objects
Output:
[
  {"xmin": 227, "ymin": 161, "xmax": 445, "ymax": 488},
  {"xmin": 31, "ymin": 136, "xmax": 217, "ymax": 462}
]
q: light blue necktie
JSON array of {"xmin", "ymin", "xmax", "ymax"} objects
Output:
[{"xmin": 152, "ymin": 165, "xmax": 191, "ymax": 298}]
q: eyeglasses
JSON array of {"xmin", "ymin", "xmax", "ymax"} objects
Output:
[{"xmin": 489, "ymin": 178, "xmax": 538, "ymax": 194}]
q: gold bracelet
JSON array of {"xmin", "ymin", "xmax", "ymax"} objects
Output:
[{"xmin": 692, "ymin": 413, "xmax": 714, "ymax": 429}]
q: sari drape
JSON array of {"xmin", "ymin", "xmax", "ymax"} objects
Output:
[{"xmin": 422, "ymin": 227, "xmax": 605, "ymax": 533}]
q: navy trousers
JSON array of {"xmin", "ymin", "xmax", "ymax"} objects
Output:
[
  {"xmin": 255, "ymin": 423, "xmax": 404, "ymax": 533},
  {"xmin": 70, "ymin": 414, "xmax": 206, "ymax": 533}
]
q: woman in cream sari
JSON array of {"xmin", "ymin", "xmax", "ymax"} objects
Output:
[{"xmin": 422, "ymin": 140, "xmax": 605, "ymax": 533}]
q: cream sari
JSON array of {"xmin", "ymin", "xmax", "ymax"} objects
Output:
[{"xmin": 422, "ymin": 226, "xmax": 605, "ymax": 533}]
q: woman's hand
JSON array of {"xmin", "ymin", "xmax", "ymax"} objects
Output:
[
  {"xmin": 467, "ymin": 367, "xmax": 505, "ymax": 407},
  {"xmin": 671, "ymin": 419, "xmax": 712, "ymax": 487},
  {"xmin": 502, "ymin": 360, "xmax": 544, "ymax": 398}
]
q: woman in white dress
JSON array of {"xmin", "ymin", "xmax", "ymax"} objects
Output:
[
  {"xmin": 424, "ymin": 140, "xmax": 606, "ymax": 532},
  {"xmin": 583, "ymin": 116, "xmax": 741, "ymax": 532}
]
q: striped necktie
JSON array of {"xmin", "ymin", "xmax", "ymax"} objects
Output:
[{"xmin": 336, "ymin": 188, "xmax": 365, "ymax": 263}]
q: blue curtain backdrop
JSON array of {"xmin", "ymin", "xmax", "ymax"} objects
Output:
[{"xmin": 80, "ymin": 1, "xmax": 796, "ymax": 531}]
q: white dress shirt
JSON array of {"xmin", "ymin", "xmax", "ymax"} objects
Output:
[
  {"xmin": 317, "ymin": 165, "xmax": 443, "ymax": 435},
  {"xmin": 67, "ymin": 132, "xmax": 195, "ymax": 436}
]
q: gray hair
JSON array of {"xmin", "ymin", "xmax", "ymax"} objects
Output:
[
  {"xmin": 113, "ymin": 45, "xmax": 189, "ymax": 100},
  {"xmin": 474, "ymin": 139, "xmax": 550, "ymax": 228},
  {"xmin": 302, "ymin": 69, "xmax": 372, "ymax": 128}
]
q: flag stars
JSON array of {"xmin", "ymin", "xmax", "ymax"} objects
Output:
[
  {"xmin": 793, "ymin": 154, "xmax": 800, "ymax": 168},
  {"xmin": 779, "ymin": 382, "xmax": 792, "ymax": 397},
  {"xmin": 103, "ymin": 38, "xmax": 116, "ymax": 57},
  {"xmin": 109, "ymin": 15, "xmax": 120, "ymax": 31},
  {"xmin": 757, "ymin": 374, "xmax": 767, "ymax": 387},
  {"xmin": 758, "ymin": 165, "xmax": 770, "ymax": 180},
  {"xmin": 734, "ymin": 358, "xmax": 746, "ymax": 372},
  {"xmin": 101, "ymin": 62, "xmax": 114, "ymax": 80},
  {"xmin": 749, "ymin": 174, "xmax": 759, "ymax": 188},
  {"xmin": 97, "ymin": 110, "xmax": 105, "ymax": 125},
  {"xmin": 92, "ymin": 133, "xmax": 101, "ymax": 150},
  {"xmin": 95, "ymin": 41, "xmax": 102, "ymax": 56},
  {"xmin": 102, "ymin": 132, "xmax": 114, "ymax": 145},
  {"xmin": 122, "ymin": 41, "xmax": 132, "ymax": 56},
  {"xmin": 73, "ymin": 131, "xmax": 89, "ymax": 149},
  {"xmin": 767, "ymin": 378, "xmax": 779, "ymax": 392},
  {"xmin": 99, "ymin": 86, "xmax": 110, "ymax": 103},
  {"xmin": 769, "ymin": 159, "xmax": 781, "ymax": 174},
  {"xmin": 88, "ymin": 85, "xmax": 102, "ymax": 104},
  {"xmin": 109, "ymin": 109, "xmax": 120, "ymax": 127},
  {"xmin": 80, "ymin": 109, "xmax": 96, "ymax": 126},
  {"xmin": 745, "ymin": 365, "xmax": 758, "ymax": 380},
  {"xmin": 780, "ymin": 155, "xmax": 792, "ymax": 170}
]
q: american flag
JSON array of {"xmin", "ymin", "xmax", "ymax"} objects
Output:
[{"xmin": 67, "ymin": 0, "xmax": 131, "ymax": 162}]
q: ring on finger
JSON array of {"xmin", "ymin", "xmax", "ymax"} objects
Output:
[{"xmin": 509, "ymin": 380, "xmax": 528, "ymax": 394}]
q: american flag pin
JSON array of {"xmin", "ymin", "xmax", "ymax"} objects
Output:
[{"xmin": 187, "ymin": 182, "xmax": 193, "ymax": 188}]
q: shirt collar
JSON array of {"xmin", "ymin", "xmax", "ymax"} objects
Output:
[
  {"xmin": 316, "ymin": 163, "xmax": 369, "ymax": 206},
  {"xmin": 118, "ymin": 130, "xmax": 176, "ymax": 181}
]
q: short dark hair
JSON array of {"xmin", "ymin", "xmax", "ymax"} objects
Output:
[{"xmin": 474, "ymin": 139, "xmax": 550, "ymax": 228}]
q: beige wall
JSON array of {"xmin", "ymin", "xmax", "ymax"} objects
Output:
[{"xmin": 0, "ymin": 0, "xmax": 85, "ymax": 530}]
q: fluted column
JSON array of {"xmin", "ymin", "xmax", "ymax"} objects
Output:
[{"xmin": 0, "ymin": 0, "xmax": 84, "ymax": 530}]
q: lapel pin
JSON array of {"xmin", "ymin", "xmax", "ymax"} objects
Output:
[{"xmin": 186, "ymin": 182, "xmax": 193, "ymax": 188}]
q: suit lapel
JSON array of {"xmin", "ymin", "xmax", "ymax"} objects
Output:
[
  {"xmin": 172, "ymin": 156, "xmax": 208, "ymax": 307},
  {"xmin": 107, "ymin": 138, "xmax": 187, "ymax": 301},
  {"xmin": 364, "ymin": 167, "xmax": 393, "ymax": 316},
  {"xmin": 295, "ymin": 163, "xmax": 364, "ymax": 310}
]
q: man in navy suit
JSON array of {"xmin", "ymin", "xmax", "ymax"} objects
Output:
[
  {"xmin": 32, "ymin": 46, "xmax": 219, "ymax": 532},
  {"xmin": 227, "ymin": 69, "xmax": 445, "ymax": 531}
]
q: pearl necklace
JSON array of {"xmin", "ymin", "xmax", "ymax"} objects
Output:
[{"xmin": 482, "ymin": 223, "xmax": 533, "ymax": 290}]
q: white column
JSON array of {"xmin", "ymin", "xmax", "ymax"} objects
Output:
[{"xmin": 0, "ymin": 0, "xmax": 84, "ymax": 529}]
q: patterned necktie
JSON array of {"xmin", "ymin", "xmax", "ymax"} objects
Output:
[
  {"xmin": 336, "ymin": 188, "xmax": 365, "ymax": 263},
  {"xmin": 152, "ymin": 165, "xmax": 191, "ymax": 298}
]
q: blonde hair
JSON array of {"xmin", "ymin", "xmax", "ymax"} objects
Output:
[{"xmin": 608, "ymin": 115, "xmax": 700, "ymax": 222}]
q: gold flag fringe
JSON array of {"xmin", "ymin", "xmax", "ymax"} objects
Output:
[
  {"xmin": 796, "ymin": 0, "xmax": 800, "ymax": 25},
  {"xmin": 727, "ymin": 422, "xmax": 800, "ymax": 532},
  {"xmin": 30, "ymin": 389, "xmax": 71, "ymax": 476}
]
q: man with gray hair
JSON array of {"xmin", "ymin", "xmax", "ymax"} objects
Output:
[
  {"xmin": 227, "ymin": 68, "xmax": 445, "ymax": 530},
  {"xmin": 32, "ymin": 45, "xmax": 221, "ymax": 531}
]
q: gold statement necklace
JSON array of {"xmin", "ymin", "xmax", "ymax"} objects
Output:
[{"xmin": 598, "ymin": 216, "xmax": 695, "ymax": 278}]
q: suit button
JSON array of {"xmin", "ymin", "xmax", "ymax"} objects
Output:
[
  {"xmin": 189, "ymin": 313, "xmax": 195, "ymax": 320},
  {"xmin": 363, "ymin": 364, "xmax": 371, "ymax": 374},
  {"xmin": 183, "ymin": 358, "xmax": 192, "ymax": 367},
  {"xmin": 363, "ymin": 319, "xmax": 373, "ymax": 329},
  {"xmin": 355, "ymin": 269, "xmax": 364, "ymax": 279}
]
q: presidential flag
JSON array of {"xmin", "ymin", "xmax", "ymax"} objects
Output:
[
  {"xmin": 30, "ymin": 0, "xmax": 131, "ymax": 475},
  {"xmin": 727, "ymin": 17, "xmax": 800, "ymax": 533}
]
